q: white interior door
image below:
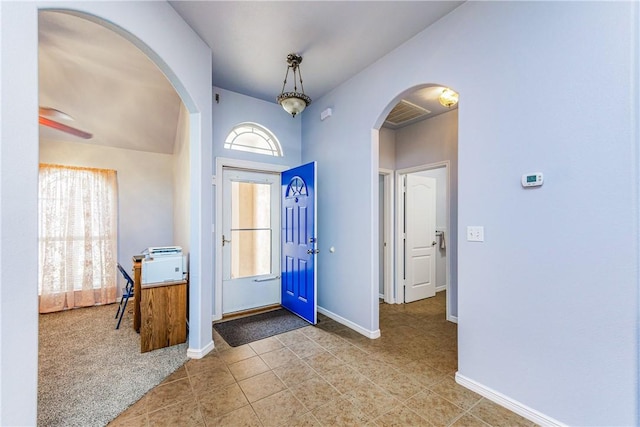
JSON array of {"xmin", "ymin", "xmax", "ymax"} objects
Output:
[
  {"xmin": 222, "ymin": 168, "xmax": 280, "ymax": 314},
  {"xmin": 404, "ymin": 174, "xmax": 436, "ymax": 303}
]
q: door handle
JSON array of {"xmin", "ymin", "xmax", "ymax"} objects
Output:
[
  {"xmin": 432, "ymin": 241, "xmax": 437, "ymax": 246},
  {"xmin": 222, "ymin": 234, "xmax": 231, "ymax": 246},
  {"xmin": 253, "ymin": 276, "xmax": 280, "ymax": 282},
  {"xmin": 307, "ymin": 249, "xmax": 319, "ymax": 254}
]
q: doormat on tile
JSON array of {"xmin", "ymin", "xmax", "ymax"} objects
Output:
[{"xmin": 213, "ymin": 308, "xmax": 309, "ymax": 347}]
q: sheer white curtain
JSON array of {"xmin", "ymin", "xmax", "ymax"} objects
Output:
[{"xmin": 38, "ymin": 164, "xmax": 118, "ymax": 313}]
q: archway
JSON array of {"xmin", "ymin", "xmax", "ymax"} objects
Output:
[
  {"xmin": 35, "ymin": 5, "xmax": 212, "ymax": 356},
  {"xmin": 36, "ymin": 6, "xmax": 212, "ymax": 355},
  {"xmin": 0, "ymin": 3, "xmax": 212, "ymax": 424},
  {"xmin": 372, "ymin": 83, "xmax": 460, "ymax": 327}
]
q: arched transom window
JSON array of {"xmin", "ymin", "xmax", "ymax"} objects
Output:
[{"xmin": 224, "ymin": 123, "xmax": 283, "ymax": 157}]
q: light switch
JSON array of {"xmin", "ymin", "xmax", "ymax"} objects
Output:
[{"xmin": 467, "ymin": 226, "xmax": 484, "ymax": 242}]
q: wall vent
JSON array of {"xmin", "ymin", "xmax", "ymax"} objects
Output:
[{"xmin": 385, "ymin": 100, "xmax": 431, "ymax": 126}]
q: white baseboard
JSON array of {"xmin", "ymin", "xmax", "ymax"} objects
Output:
[
  {"xmin": 211, "ymin": 313, "xmax": 222, "ymax": 322},
  {"xmin": 317, "ymin": 306, "xmax": 381, "ymax": 339},
  {"xmin": 447, "ymin": 314, "xmax": 458, "ymax": 324},
  {"xmin": 436, "ymin": 285, "xmax": 446, "ymax": 292},
  {"xmin": 187, "ymin": 340, "xmax": 215, "ymax": 359},
  {"xmin": 455, "ymin": 373, "xmax": 566, "ymax": 427},
  {"xmin": 378, "ymin": 293, "xmax": 384, "ymax": 299}
]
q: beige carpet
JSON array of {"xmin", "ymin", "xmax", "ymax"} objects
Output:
[{"xmin": 38, "ymin": 303, "xmax": 188, "ymax": 427}]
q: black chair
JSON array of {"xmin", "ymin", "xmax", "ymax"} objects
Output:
[{"xmin": 115, "ymin": 263, "xmax": 134, "ymax": 329}]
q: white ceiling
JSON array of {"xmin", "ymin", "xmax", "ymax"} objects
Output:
[
  {"xmin": 169, "ymin": 1, "xmax": 463, "ymax": 104},
  {"xmin": 38, "ymin": 2, "xmax": 463, "ymax": 153}
]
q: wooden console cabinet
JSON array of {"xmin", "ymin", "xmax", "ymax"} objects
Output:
[
  {"xmin": 140, "ymin": 280, "xmax": 187, "ymax": 353},
  {"xmin": 132, "ymin": 258, "xmax": 187, "ymax": 353}
]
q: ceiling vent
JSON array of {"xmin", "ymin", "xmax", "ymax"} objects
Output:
[{"xmin": 384, "ymin": 99, "xmax": 431, "ymax": 127}]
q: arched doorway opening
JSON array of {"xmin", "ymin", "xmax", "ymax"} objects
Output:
[
  {"xmin": 373, "ymin": 83, "xmax": 459, "ymax": 326},
  {"xmin": 38, "ymin": 10, "xmax": 189, "ymax": 313},
  {"xmin": 34, "ymin": 6, "xmax": 212, "ymax": 356},
  {"xmin": 1, "ymin": 3, "xmax": 212, "ymax": 424},
  {"xmin": 34, "ymin": 7, "xmax": 212, "ymax": 425}
]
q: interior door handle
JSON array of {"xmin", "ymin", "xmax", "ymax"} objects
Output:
[
  {"xmin": 432, "ymin": 241, "xmax": 437, "ymax": 246},
  {"xmin": 222, "ymin": 235, "xmax": 231, "ymax": 246},
  {"xmin": 307, "ymin": 249, "xmax": 320, "ymax": 254}
]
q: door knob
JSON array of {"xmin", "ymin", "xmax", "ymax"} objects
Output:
[{"xmin": 432, "ymin": 241, "xmax": 437, "ymax": 246}]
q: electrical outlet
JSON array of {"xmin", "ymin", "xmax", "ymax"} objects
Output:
[{"xmin": 467, "ymin": 226, "xmax": 484, "ymax": 242}]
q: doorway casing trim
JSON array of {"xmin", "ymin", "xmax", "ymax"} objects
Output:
[
  {"xmin": 395, "ymin": 161, "xmax": 454, "ymax": 322},
  {"xmin": 214, "ymin": 157, "xmax": 289, "ymax": 320},
  {"xmin": 379, "ymin": 168, "xmax": 395, "ymax": 304}
]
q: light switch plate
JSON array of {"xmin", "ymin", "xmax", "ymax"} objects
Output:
[{"xmin": 467, "ymin": 226, "xmax": 484, "ymax": 242}]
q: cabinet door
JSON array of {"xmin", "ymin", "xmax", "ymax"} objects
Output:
[{"xmin": 140, "ymin": 283, "xmax": 187, "ymax": 353}]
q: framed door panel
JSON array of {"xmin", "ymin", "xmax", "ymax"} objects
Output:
[
  {"xmin": 222, "ymin": 168, "xmax": 280, "ymax": 314},
  {"xmin": 405, "ymin": 174, "xmax": 436, "ymax": 303},
  {"xmin": 281, "ymin": 162, "xmax": 317, "ymax": 324}
]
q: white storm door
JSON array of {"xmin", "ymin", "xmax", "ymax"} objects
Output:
[
  {"xmin": 222, "ymin": 168, "xmax": 281, "ymax": 314},
  {"xmin": 404, "ymin": 174, "xmax": 437, "ymax": 303}
]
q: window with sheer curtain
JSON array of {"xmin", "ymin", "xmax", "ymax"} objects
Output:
[{"xmin": 38, "ymin": 164, "xmax": 118, "ymax": 313}]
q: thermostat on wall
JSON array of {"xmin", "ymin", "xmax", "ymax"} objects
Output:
[{"xmin": 521, "ymin": 172, "xmax": 543, "ymax": 187}]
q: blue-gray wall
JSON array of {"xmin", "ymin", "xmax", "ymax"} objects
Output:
[
  {"xmin": 212, "ymin": 87, "xmax": 301, "ymax": 167},
  {"xmin": 302, "ymin": 2, "xmax": 638, "ymax": 425}
]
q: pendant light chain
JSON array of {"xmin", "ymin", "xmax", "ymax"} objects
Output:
[
  {"xmin": 297, "ymin": 65, "xmax": 305, "ymax": 94},
  {"xmin": 281, "ymin": 66, "xmax": 291, "ymax": 94}
]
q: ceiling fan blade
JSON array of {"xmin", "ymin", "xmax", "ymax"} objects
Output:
[
  {"xmin": 39, "ymin": 116, "xmax": 93, "ymax": 139},
  {"xmin": 39, "ymin": 107, "xmax": 73, "ymax": 121}
]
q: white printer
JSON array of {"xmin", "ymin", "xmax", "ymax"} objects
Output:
[{"xmin": 141, "ymin": 246, "xmax": 187, "ymax": 284}]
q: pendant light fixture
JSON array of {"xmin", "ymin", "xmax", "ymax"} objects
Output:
[
  {"xmin": 438, "ymin": 87, "xmax": 459, "ymax": 108},
  {"xmin": 277, "ymin": 53, "xmax": 311, "ymax": 118}
]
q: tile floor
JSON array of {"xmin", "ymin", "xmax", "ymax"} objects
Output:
[{"xmin": 109, "ymin": 292, "xmax": 534, "ymax": 427}]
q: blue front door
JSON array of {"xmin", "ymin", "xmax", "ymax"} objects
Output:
[{"xmin": 281, "ymin": 162, "xmax": 317, "ymax": 324}]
